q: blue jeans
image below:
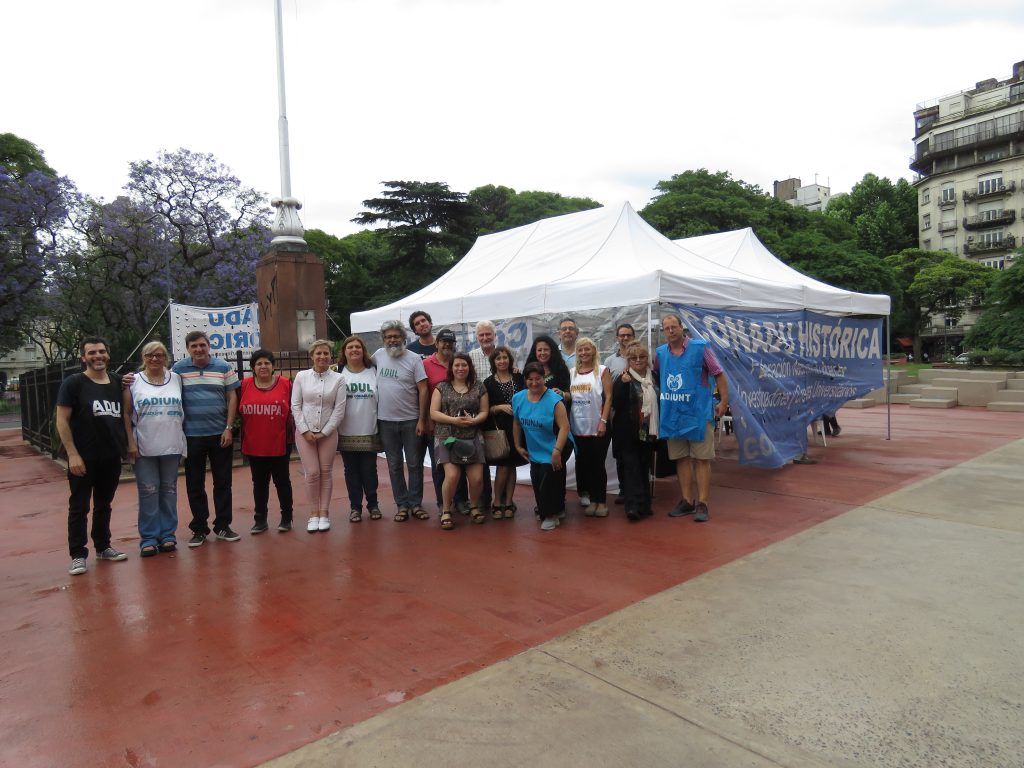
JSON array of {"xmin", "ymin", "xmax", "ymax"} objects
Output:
[
  {"xmin": 135, "ymin": 454, "xmax": 181, "ymax": 549},
  {"xmin": 341, "ymin": 451, "xmax": 379, "ymax": 511},
  {"xmin": 378, "ymin": 419, "xmax": 423, "ymax": 509}
]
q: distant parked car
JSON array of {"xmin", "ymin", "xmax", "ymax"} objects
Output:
[{"xmin": 954, "ymin": 352, "xmax": 971, "ymax": 364}]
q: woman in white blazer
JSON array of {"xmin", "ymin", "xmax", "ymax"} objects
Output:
[{"xmin": 291, "ymin": 339, "xmax": 346, "ymax": 532}]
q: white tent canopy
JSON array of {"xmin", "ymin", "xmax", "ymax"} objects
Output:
[
  {"xmin": 350, "ymin": 202, "xmax": 889, "ymax": 333},
  {"xmin": 672, "ymin": 228, "xmax": 889, "ymax": 316}
]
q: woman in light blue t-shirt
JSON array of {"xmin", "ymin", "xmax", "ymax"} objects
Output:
[{"xmin": 512, "ymin": 362, "xmax": 574, "ymax": 532}]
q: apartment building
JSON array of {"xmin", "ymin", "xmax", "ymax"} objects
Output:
[
  {"xmin": 773, "ymin": 177, "xmax": 831, "ymax": 212},
  {"xmin": 910, "ymin": 60, "xmax": 1024, "ymax": 352},
  {"xmin": 911, "ymin": 60, "xmax": 1024, "ymax": 270}
]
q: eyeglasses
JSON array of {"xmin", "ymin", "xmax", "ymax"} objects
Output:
[
  {"xmin": 627, "ymin": 355, "xmax": 648, "ymax": 361},
  {"xmin": 618, "ymin": 333, "xmax": 635, "ymax": 339},
  {"xmin": 383, "ymin": 335, "xmax": 404, "ymax": 341},
  {"xmin": 559, "ymin": 326, "xmax": 576, "ymax": 333},
  {"xmin": 144, "ymin": 353, "xmax": 166, "ymax": 359}
]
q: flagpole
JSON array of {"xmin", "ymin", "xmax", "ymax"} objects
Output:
[{"xmin": 270, "ymin": 0, "xmax": 307, "ymax": 249}]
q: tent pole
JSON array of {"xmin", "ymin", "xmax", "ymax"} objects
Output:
[{"xmin": 885, "ymin": 313, "xmax": 891, "ymax": 441}]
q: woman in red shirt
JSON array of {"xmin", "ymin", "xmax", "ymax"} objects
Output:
[{"xmin": 239, "ymin": 350, "xmax": 295, "ymax": 533}]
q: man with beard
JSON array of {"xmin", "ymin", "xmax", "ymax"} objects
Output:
[
  {"xmin": 406, "ymin": 310, "xmax": 437, "ymax": 358},
  {"xmin": 372, "ymin": 320, "xmax": 430, "ymax": 521},
  {"xmin": 56, "ymin": 336, "xmax": 129, "ymax": 575}
]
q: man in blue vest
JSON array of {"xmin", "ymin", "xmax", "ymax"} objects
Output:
[{"xmin": 655, "ymin": 314, "xmax": 729, "ymax": 522}]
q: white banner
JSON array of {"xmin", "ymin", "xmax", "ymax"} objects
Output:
[{"xmin": 169, "ymin": 303, "xmax": 260, "ymax": 361}]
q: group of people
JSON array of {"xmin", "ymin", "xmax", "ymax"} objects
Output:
[{"xmin": 55, "ymin": 310, "xmax": 730, "ymax": 575}]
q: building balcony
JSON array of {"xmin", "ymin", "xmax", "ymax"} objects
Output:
[
  {"xmin": 938, "ymin": 220, "xmax": 958, "ymax": 233},
  {"xmin": 963, "ymin": 234, "xmax": 1016, "ymax": 254},
  {"xmin": 937, "ymin": 197, "xmax": 957, "ymax": 209},
  {"xmin": 910, "ymin": 113, "xmax": 1024, "ymax": 174},
  {"xmin": 963, "ymin": 180, "xmax": 1016, "ymax": 202},
  {"xmin": 963, "ymin": 210, "xmax": 1016, "ymax": 229}
]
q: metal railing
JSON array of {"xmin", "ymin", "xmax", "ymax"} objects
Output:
[{"xmin": 20, "ymin": 350, "xmax": 311, "ymax": 458}]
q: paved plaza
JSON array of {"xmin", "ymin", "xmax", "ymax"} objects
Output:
[{"xmin": 0, "ymin": 405, "xmax": 1021, "ymax": 767}]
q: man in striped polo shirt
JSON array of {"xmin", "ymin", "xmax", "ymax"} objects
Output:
[{"xmin": 173, "ymin": 331, "xmax": 242, "ymax": 546}]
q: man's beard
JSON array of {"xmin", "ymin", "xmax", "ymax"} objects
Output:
[{"xmin": 386, "ymin": 344, "xmax": 405, "ymax": 358}]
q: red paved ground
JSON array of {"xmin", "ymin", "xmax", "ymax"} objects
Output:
[{"xmin": 0, "ymin": 406, "xmax": 1020, "ymax": 768}]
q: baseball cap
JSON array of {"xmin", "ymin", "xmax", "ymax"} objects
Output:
[{"xmin": 437, "ymin": 329, "xmax": 457, "ymax": 344}]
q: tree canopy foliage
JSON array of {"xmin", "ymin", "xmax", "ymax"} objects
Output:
[{"xmin": 965, "ymin": 256, "xmax": 1024, "ymax": 351}]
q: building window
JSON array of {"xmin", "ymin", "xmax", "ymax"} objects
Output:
[
  {"xmin": 978, "ymin": 174, "xmax": 1003, "ymax": 195},
  {"xmin": 922, "ymin": 214, "xmax": 931, "ymax": 230},
  {"xmin": 922, "ymin": 188, "xmax": 931, "ymax": 204},
  {"xmin": 980, "ymin": 207, "xmax": 1004, "ymax": 221},
  {"xmin": 923, "ymin": 239, "xmax": 932, "ymax": 250},
  {"xmin": 941, "ymin": 184, "xmax": 955, "ymax": 202},
  {"xmin": 980, "ymin": 230, "xmax": 1003, "ymax": 246}
]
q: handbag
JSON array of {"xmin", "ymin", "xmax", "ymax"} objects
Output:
[{"xmin": 483, "ymin": 429, "xmax": 510, "ymax": 461}]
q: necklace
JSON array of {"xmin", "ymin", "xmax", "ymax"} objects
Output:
[
  {"xmin": 141, "ymin": 370, "xmax": 169, "ymax": 387},
  {"xmin": 254, "ymin": 376, "xmax": 277, "ymax": 391}
]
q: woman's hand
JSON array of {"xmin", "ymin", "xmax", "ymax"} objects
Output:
[
  {"xmin": 516, "ymin": 444, "xmax": 529, "ymax": 459},
  {"xmin": 303, "ymin": 431, "xmax": 318, "ymax": 443},
  {"xmin": 551, "ymin": 449, "xmax": 563, "ymax": 471}
]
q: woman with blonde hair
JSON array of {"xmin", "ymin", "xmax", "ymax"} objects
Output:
[
  {"xmin": 123, "ymin": 340, "xmax": 186, "ymax": 556},
  {"xmin": 291, "ymin": 339, "xmax": 346, "ymax": 532},
  {"xmin": 569, "ymin": 337, "xmax": 613, "ymax": 516}
]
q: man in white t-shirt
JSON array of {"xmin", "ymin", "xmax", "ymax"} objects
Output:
[{"xmin": 371, "ymin": 319, "xmax": 430, "ymax": 520}]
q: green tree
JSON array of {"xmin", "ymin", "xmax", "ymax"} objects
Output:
[
  {"xmin": 469, "ymin": 186, "xmax": 600, "ymax": 233},
  {"xmin": 0, "ymin": 133, "xmax": 55, "ymax": 179},
  {"xmin": 640, "ymin": 169, "xmax": 776, "ymax": 239},
  {"xmin": 965, "ymin": 255, "xmax": 1024, "ymax": 351},
  {"xmin": 306, "ymin": 228, "xmax": 392, "ymax": 335},
  {"xmin": 886, "ymin": 248, "xmax": 995, "ymax": 358},
  {"xmin": 352, "ymin": 180, "xmax": 477, "ymax": 272},
  {"xmin": 826, "ymin": 173, "xmax": 917, "ymax": 260}
]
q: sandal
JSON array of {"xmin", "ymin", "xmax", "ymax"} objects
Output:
[
  {"xmin": 394, "ymin": 507, "xmax": 410, "ymax": 522},
  {"xmin": 469, "ymin": 506, "xmax": 485, "ymax": 524},
  {"xmin": 504, "ymin": 505, "xmax": 515, "ymax": 519},
  {"xmin": 367, "ymin": 505, "xmax": 382, "ymax": 520},
  {"xmin": 491, "ymin": 505, "xmax": 505, "ymax": 520},
  {"xmin": 411, "ymin": 506, "xmax": 430, "ymax": 520},
  {"xmin": 440, "ymin": 510, "xmax": 454, "ymax": 530},
  {"xmin": 141, "ymin": 545, "xmax": 159, "ymax": 557},
  {"xmin": 349, "ymin": 509, "xmax": 362, "ymax": 523},
  {"xmin": 158, "ymin": 541, "xmax": 177, "ymax": 552}
]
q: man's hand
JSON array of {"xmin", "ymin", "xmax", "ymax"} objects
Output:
[
  {"xmin": 714, "ymin": 401, "xmax": 728, "ymax": 419},
  {"xmin": 415, "ymin": 418, "xmax": 426, "ymax": 437},
  {"xmin": 220, "ymin": 427, "xmax": 234, "ymax": 448},
  {"xmin": 67, "ymin": 453, "xmax": 86, "ymax": 477}
]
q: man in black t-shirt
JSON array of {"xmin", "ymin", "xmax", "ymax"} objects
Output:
[
  {"xmin": 55, "ymin": 337, "xmax": 129, "ymax": 576},
  {"xmin": 406, "ymin": 310, "xmax": 437, "ymax": 358}
]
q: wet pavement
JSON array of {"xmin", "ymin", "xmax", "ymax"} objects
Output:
[{"xmin": 0, "ymin": 405, "xmax": 1021, "ymax": 768}]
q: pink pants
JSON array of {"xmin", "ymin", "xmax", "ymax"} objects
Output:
[{"xmin": 294, "ymin": 432, "xmax": 339, "ymax": 513}]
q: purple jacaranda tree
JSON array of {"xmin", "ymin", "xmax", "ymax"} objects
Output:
[
  {"xmin": 0, "ymin": 167, "xmax": 74, "ymax": 356},
  {"xmin": 43, "ymin": 149, "xmax": 271, "ymax": 359}
]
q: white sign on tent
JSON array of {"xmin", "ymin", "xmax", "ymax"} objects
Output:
[{"xmin": 169, "ymin": 303, "xmax": 260, "ymax": 361}]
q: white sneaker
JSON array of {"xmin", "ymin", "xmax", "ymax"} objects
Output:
[
  {"xmin": 540, "ymin": 517, "xmax": 560, "ymax": 531},
  {"xmin": 318, "ymin": 517, "xmax": 331, "ymax": 531},
  {"xmin": 579, "ymin": 494, "xmax": 591, "ymax": 508},
  {"xmin": 69, "ymin": 557, "xmax": 87, "ymax": 575},
  {"xmin": 307, "ymin": 517, "xmax": 320, "ymax": 533}
]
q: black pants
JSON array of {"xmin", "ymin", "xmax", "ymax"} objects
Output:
[
  {"xmin": 823, "ymin": 415, "xmax": 840, "ymax": 435},
  {"xmin": 67, "ymin": 455, "xmax": 122, "ymax": 558},
  {"xmin": 620, "ymin": 442, "xmax": 654, "ymax": 516},
  {"xmin": 341, "ymin": 450, "xmax": 379, "ymax": 511},
  {"xmin": 247, "ymin": 453, "xmax": 293, "ymax": 525},
  {"xmin": 529, "ymin": 442, "xmax": 573, "ymax": 520},
  {"xmin": 185, "ymin": 435, "xmax": 234, "ymax": 535},
  {"xmin": 574, "ymin": 433, "xmax": 611, "ymax": 503}
]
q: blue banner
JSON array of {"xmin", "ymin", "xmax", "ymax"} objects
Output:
[{"xmin": 674, "ymin": 306, "xmax": 884, "ymax": 468}]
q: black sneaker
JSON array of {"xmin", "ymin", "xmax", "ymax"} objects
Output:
[
  {"xmin": 215, "ymin": 527, "xmax": 241, "ymax": 542},
  {"xmin": 250, "ymin": 522, "xmax": 269, "ymax": 535},
  {"xmin": 694, "ymin": 503, "xmax": 710, "ymax": 523},
  {"xmin": 188, "ymin": 533, "xmax": 206, "ymax": 548},
  {"xmin": 277, "ymin": 519, "xmax": 292, "ymax": 532},
  {"xmin": 668, "ymin": 499, "xmax": 696, "ymax": 517},
  {"xmin": 832, "ymin": 426, "xmax": 842, "ymax": 437}
]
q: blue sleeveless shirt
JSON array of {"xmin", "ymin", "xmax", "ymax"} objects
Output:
[{"xmin": 656, "ymin": 339, "xmax": 714, "ymax": 441}]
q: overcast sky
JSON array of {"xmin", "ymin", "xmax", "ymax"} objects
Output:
[{"xmin": 6, "ymin": 1, "xmax": 1024, "ymax": 237}]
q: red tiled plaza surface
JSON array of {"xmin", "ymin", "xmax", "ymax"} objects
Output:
[{"xmin": 0, "ymin": 405, "xmax": 1020, "ymax": 767}]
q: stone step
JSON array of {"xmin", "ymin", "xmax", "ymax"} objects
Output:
[
  {"xmin": 925, "ymin": 378, "xmax": 1004, "ymax": 407},
  {"xmin": 985, "ymin": 389, "xmax": 1024, "ymax": 402},
  {"xmin": 918, "ymin": 368, "xmax": 1009, "ymax": 384},
  {"xmin": 1007, "ymin": 379, "xmax": 1024, "ymax": 390},
  {"xmin": 908, "ymin": 398, "xmax": 957, "ymax": 409},
  {"xmin": 898, "ymin": 384, "xmax": 930, "ymax": 395},
  {"xmin": 919, "ymin": 386, "xmax": 959, "ymax": 400},
  {"xmin": 841, "ymin": 398, "xmax": 876, "ymax": 409},
  {"xmin": 987, "ymin": 401, "xmax": 1024, "ymax": 412},
  {"xmin": 890, "ymin": 393, "xmax": 921, "ymax": 404}
]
